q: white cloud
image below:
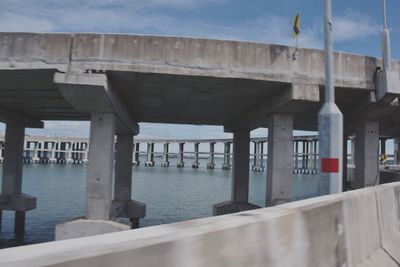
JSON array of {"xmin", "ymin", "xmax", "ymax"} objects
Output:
[
  {"xmin": 0, "ymin": 0, "xmax": 320, "ymax": 48},
  {"xmin": 333, "ymin": 11, "xmax": 380, "ymax": 42}
]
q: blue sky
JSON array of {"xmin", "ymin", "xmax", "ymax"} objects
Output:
[{"xmin": 0, "ymin": 0, "xmax": 397, "ymax": 140}]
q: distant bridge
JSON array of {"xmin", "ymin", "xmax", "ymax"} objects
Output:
[{"xmin": 0, "ymin": 134, "xmax": 321, "ymax": 174}]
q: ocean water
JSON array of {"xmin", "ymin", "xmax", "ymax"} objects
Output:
[{"xmin": 0, "ymin": 157, "xmax": 322, "ymax": 249}]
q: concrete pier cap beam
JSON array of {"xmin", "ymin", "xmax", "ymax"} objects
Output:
[{"xmin": 376, "ymin": 68, "xmax": 400, "ymax": 104}]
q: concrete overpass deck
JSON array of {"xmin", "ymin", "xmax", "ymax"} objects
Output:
[{"xmin": 0, "ymin": 33, "xmax": 398, "ymax": 134}]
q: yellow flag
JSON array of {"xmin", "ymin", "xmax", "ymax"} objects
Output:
[{"xmin": 292, "ymin": 13, "xmax": 300, "ymax": 39}]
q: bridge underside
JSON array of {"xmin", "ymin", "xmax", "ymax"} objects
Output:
[{"xmin": 0, "ymin": 69, "xmax": 394, "ymax": 135}]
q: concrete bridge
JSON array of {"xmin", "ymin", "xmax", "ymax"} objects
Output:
[
  {"xmin": 0, "ymin": 33, "xmax": 399, "ymax": 242},
  {"xmin": 0, "ymin": 134, "xmax": 322, "ymax": 174}
]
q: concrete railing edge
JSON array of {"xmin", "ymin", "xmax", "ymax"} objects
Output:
[{"xmin": 0, "ymin": 182, "xmax": 399, "ymax": 267}]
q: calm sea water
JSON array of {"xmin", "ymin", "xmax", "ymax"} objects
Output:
[{"xmin": 0, "ymin": 157, "xmax": 322, "ymax": 249}]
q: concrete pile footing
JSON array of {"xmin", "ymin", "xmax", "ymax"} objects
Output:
[{"xmin": 1, "ymin": 182, "xmax": 399, "ymax": 266}]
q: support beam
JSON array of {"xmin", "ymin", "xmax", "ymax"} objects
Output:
[
  {"xmin": 112, "ymin": 134, "xmax": 145, "ymax": 229},
  {"xmin": 145, "ymin": 143, "xmax": 155, "ymax": 167},
  {"xmin": 354, "ymin": 120, "xmax": 380, "ymax": 189},
  {"xmin": 86, "ymin": 113, "xmax": 116, "ymax": 220},
  {"xmin": 177, "ymin": 143, "xmax": 185, "ymax": 168},
  {"xmin": 207, "ymin": 142, "xmax": 216, "ymax": 169},
  {"xmin": 133, "ymin": 143, "xmax": 140, "ymax": 166},
  {"xmin": 56, "ymin": 113, "xmax": 131, "ymax": 240},
  {"xmin": 0, "ymin": 124, "xmax": 36, "ymax": 236},
  {"xmin": 380, "ymin": 138, "xmax": 387, "ymax": 155},
  {"xmin": 192, "ymin": 143, "xmax": 200, "ymax": 168},
  {"xmin": 343, "ymin": 135, "xmax": 348, "ymax": 191},
  {"xmin": 252, "ymin": 142, "xmax": 264, "ymax": 172},
  {"xmin": 266, "ymin": 114, "xmax": 293, "ymax": 206},
  {"xmin": 161, "ymin": 143, "xmax": 170, "ymax": 167},
  {"xmin": 2, "ymin": 125, "xmax": 24, "ymax": 196},
  {"xmin": 54, "ymin": 72, "xmax": 139, "ymax": 135},
  {"xmin": 222, "ymin": 142, "xmax": 231, "ymax": 170},
  {"xmin": 232, "ymin": 132, "xmax": 250, "ymax": 203},
  {"xmin": 114, "ymin": 134, "xmax": 133, "ymax": 202},
  {"xmin": 213, "ymin": 131, "xmax": 260, "ymax": 215},
  {"xmin": 394, "ymin": 138, "xmax": 400, "ymax": 165},
  {"xmin": 225, "ymin": 83, "xmax": 319, "ymax": 132}
]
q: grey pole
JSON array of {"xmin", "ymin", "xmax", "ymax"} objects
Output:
[
  {"xmin": 382, "ymin": 0, "xmax": 391, "ymax": 70},
  {"xmin": 318, "ymin": 0, "xmax": 343, "ymax": 194}
]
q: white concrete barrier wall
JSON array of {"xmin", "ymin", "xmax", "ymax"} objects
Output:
[
  {"xmin": 373, "ymin": 183, "xmax": 400, "ymax": 263},
  {"xmin": 1, "ymin": 183, "xmax": 399, "ymax": 267}
]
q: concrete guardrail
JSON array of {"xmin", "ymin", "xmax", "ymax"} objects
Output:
[{"xmin": 0, "ymin": 182, "xmax": 399, "ymax": 267}]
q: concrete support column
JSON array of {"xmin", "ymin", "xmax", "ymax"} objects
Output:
[
  {"xmin": 145, "ymin": 143, "xmax": 155, "ymax": 167},
  {"xmin": 50, "ymin": 142, "xmax": 56, "ymax": 163},
  {"xmin": 232, "ymin": 132, "xmax": 250, "ymax": 203},
  {"xmin": 113, "ymin": 134, "xmax": 146, "ymax": 229},
  {"xmin": 161, "ymin": 143, "xmax": 170, "ymax": 167},
  {"xmin": 304, "ymin": 141, "xmax": 309, "ymax": 173},
  {"xmin": 380, "ymin": 138, "xmax": 387, "ymax": 165},
  {"xmin": 133, "ymin": 143, "xmax": 140, "ymax": 166},
  {"xmin": 0, "ymin": 142, "xmax": 3, "ymax": 163},
  {"xmin": 192, "ymin": 142, "xmax": 200, "ymax": 168},
  {"xmin": 213, "ymin": 131, "xmax": 260, "ymax": 215},
  {"xmin": 0, "ymin": 124, "xmax": 36, "ymax": 236},
  {"xmin": 56, "ymin": 113, "xmax": 131, "ymax": 240},
  {"xmin": 222, "ymin": 142, "xmax": 231, "ymax": 170},
  {"xmin": 350, "ymin": 139, "xmax": 355, "ymax": 165},
  {"xmin": 260, "ymin": 142, "xmax": 265, "ymax": 171},
  {"xmin": 313, "ymin": 140, "xmax": 318, "ymax": 174},
  {"xmin": 67, "ymin": 142, "xmax": 72, "ymax": 163},
  {"xmin": 86, "ymin": 113, "xmax": 115, "ymax": 220},
  {"xmin": 354, "ymin": 120, "xmax": 379, "ymax": 188},
  {"xmin": 33, "ymin": 142, "xmax": 38, "ymax": 163},
  {"xmin": 83, "ymin": 142, "xmax": 89, "ymax": 164},
  {"xmin": 380, "ymin": 138, "xmax": 387, "ymax": 155},
  {"xmin": 207, "ymin": 142, "xmax": 216, "ymax": 169},
  {"xmin": 342, "ymin": 134, "xmax": 350, "ymax": 191},
  {"xmin": 114, "ymin": 134, "xmax": 133, "ymax": 202},
  {"xmin": 266, "ymin": 114, "xmax": 293, "ymax": 206},
  {"xmin": 251, "ymin": 142, "xmax": 258, "ymax": 171},
  {"xmin": 177, "ymin": 143, "xmax": 185, "ymax": 168},
  {"xmin": 394, "ymin": 138, "xmax": 400, "ymax": 165},
  {"xmin": 294, "ymin": 140, "xmax": 299, "ymax": 173},
  {"xmin": 252, "ymin": 142, "xmax": 266, "ymax": 172}
]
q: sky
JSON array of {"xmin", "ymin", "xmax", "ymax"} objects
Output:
[{"xmin": 0, "ymin": 0, "xmax": 398, "ymax": 140}]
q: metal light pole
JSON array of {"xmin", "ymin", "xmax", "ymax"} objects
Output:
[
  {"xmin": 382, "ymin": 0, "xmax": 391, "ymax": 70},
  {"xmin": 318, "ymin": 0, "xmax": 343, "ymax": 194}
]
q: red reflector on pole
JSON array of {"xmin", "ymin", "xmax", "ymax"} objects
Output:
[{"xmin": 321, "ymin": 158, "xmax": 339, "ymax": 173}]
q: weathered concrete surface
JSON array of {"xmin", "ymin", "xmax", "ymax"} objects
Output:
[
  {"xmin": 86, "ymin": 113, "xmax": 115, "ymax": 220},
  {"xmin": 0, "ymin": 33, "xmax": 399, "ymax": 134},
  {"xmin": 1, "ymin": 183, "xmax": 399, "ymax": 267},
  {"xmin": 373, "ymin": 183, "xmax": 400, "ymax": 263},
  {"xmin": 266, "ymin": 114, "xmax": 293, "ymax": 206},
  {"xmin": 354, "ymin": 120, "xmax": 380, "ymax": 188},
  {"xmin": 55, "ymin": 219, "xmax": 130, "ymax": 241}
]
